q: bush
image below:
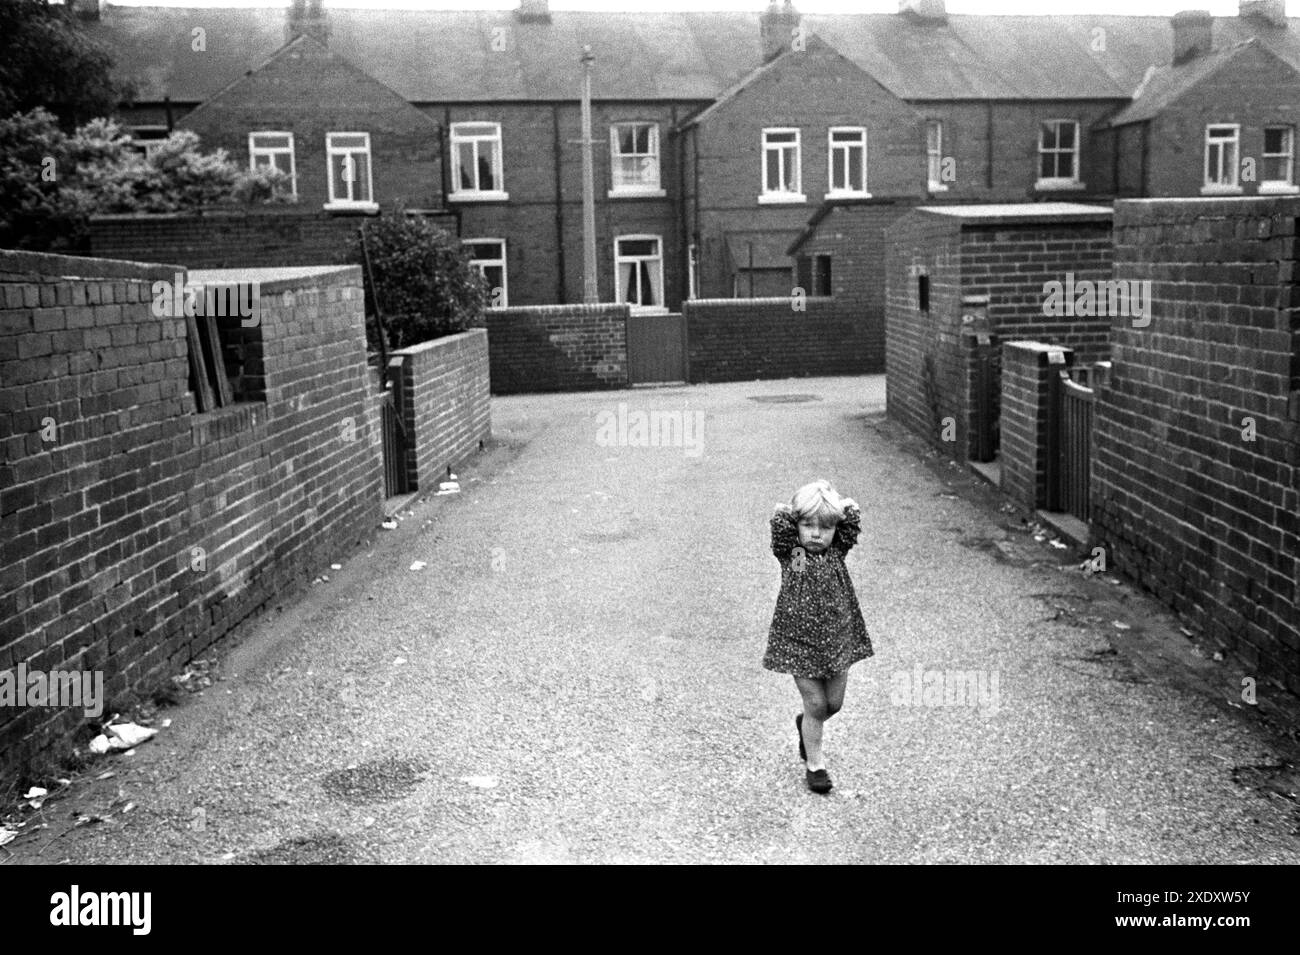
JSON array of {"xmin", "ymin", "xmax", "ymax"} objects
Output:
[
  {"xmin": 0, "ymin": 109, "xmax": 301, "ymax": 250},
  {"xmin": 350, "ymin": 214, "xmax": 488, "ymax": 351}
]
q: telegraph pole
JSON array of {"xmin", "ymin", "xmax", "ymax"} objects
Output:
[{"xmin": 579, "ymin": 45, "xmax": 598, "ymax": 303}]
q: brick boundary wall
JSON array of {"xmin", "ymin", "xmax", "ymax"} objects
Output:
[
  {"xmin": 683, "ymin": 296, "xmax": 878, "ymax": 383},
  {"xmin": 1093, "ymin": 196, "xmax": 1300, "ymax": 696},
  {"xmin": 0, "ymin": 252, "xmax": 384, "ymax": 777},
  {"xmin": 87, "ymin": 208, "xmax": 456, "ymax": 271},
  {"xmin": 390, "ymin": 329, "xmax": 491, "ymax": 490},
  {"xmin": 886, "ymin": 210, "xmax": 1114, "ymax": 457},
  {"xmin": 478, "ymin": 304, "xmax": 629, "ymax": 394},
  {"xmin": 1000, "ymin": 341, "xmax": 1076, "ymax": 511}
]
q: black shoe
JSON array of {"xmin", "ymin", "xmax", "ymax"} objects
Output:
[
  {"xmin": 805, "ymin": 768, "xmax": 833, "ymax": 794},
  {"xmin": 795, "ymin": 713, "xmax": 806, "ymax": 762}
]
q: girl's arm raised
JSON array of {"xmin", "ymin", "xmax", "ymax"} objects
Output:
[
  {"xmin": 770, "ymin": 504, "xmax": 799, "ymax": 559},
  {"xmin": 832, "ymin": 502, "xmax": 862, "ymax": 554}
]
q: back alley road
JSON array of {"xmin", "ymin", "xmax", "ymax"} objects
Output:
[{"xmin": 10, "ymin": 376, "xmax": 1299, "ymax": 864}]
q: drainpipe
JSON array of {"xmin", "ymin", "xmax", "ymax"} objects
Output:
[
  {"xmin": 985, "ymin": 102, "xmax": 994, "ymax": 190},
  {"xmin": 552, "ymin": 104, "xmax": 567, "ymax": 303}
]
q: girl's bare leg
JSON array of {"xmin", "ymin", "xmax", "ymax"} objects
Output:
[
  {"xmin": 824, "ymin": 670, "xmax": 848, "ymax": 719},
  {"xmin": 794, "ymin": 676, "xmax": 831, "ymax": 771}
]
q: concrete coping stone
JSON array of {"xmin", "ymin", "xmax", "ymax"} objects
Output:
[
  {"xmin": 391, "ymin": 327, "xmax": 488, "ymax": 357},
  {"xmin": 187, "ymin": 265, "xmax": 361, "ymax": 295},
  {"xmin": 0, "ymin": 248, "xmax": 183, "ymax": 282}
]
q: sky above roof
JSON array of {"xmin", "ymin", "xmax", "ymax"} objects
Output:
[{"xmin": 97, "ymin": 1, "xmax": 1259, "ymax": 14}]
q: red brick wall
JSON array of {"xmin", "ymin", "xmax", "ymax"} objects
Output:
[
  {"xmin": 886, "ymin": 209, "xmax": 1115, "ymax": 457},
  {"xmin": 177, "ymin": 35, "xmax": 444, "ymax": 211},
  {"xmin": 683, "ymin": 295, "xmax": 878, "ymax": 382},
  {"xmin": 432, "ymin": 101, "xmax": 691, "ymax": 309},
  {"xmin": 87, "ymin": 210, "xmax": 459, "ymax": 271},
  {"xmin": 1144, "ymin": 44, "xmax": 1300, "ymax": 199},
  {"xmin": 390, "ymin": 330, "xmax": 491, "ymax": 490},
  {"xmin": 1092, "ymin": 196, "xmax": 1300, "ymax": 695},
  {"xmin": 915, "ymin": 100, "xmax": 1122, "ymax": 203},
  {"xmin": 0, "ymin": 251, "xmax": 383, "ymax": 776},
  {"xmin": 684, "ymin": 38, "xmax": 927, "ymax": 301},
  {"xmin": 478, "ymin": 303, "xmax": 630, "ymax": 394},
  {"xmin": 1000, "ymin": 341, "xmax": 1077, "ymax": 511}
]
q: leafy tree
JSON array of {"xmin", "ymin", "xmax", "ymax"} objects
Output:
[
  {"xmin": 0, "ymin": 0, "xmax": 129, "ymax": 124},
  {"xmin": 349, "ymin": 214, "xmax": 488, "ymax": 351},
  {"xmin": 0, "ymin": 109, "xmax": 295, "ymax": 250}
]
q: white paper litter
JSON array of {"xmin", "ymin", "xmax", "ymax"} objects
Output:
[
  {"xmin": 381, "ymin": 519, "xmax": 399, "ymax": 530},
  {"xmin": 462, "ymin": 775, "xmax": 498, "ymax": 789},
  {"xmin": 23, "ymin": 787, "xmax": 47, "ymax": 800},
  {"xmin": 436, "ymin": 481, "xmax": 460, "ymax": 495},
  {"xmin": 90, "ymin": 722, "xmax": 160, "ymax": 755},
  {"xmin": 331, "ymin": 563, "xmax": 342, "ymax": 570},
  {"xmin": 1113, "ymin": 621, "xmax": 1132, "ymax": 631},
  {"xmin": 409, "ymin": 561, "xmax": 427, "ymax": 571}
]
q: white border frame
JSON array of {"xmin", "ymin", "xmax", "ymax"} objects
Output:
[
  {"xmin": 826, "ymin": 126, "xmax": 869, "ymax": 198},
  {"xmin": 249, "ymin": 131, "xmax": 297, "ymax": 198},
  {"xmin": 325, "ymin": 131, "xmax": 376, "ymax": 210},
  {"xmin": 614, "ymin": 233, "xmax": 667, "ymax": 313},
  {"xmin": 1202, "ymin": 123, "xmax": 1242, "ymax": 195},
  {"xmin": 450, "ymin": 121, "xmax": 509, "ymax": 201},
  {"xmin": 759, "ymin": 127, "xmax": 805, "ymax": 203},
  {"xmin": 464, "ymin": 238, "xmax": 508, "ymax": 308}
]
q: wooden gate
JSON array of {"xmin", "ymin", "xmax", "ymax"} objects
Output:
[
  {"xmin": 627, "ymin": 311, "xmax": 687, "ymax": 384},
  {"xmin": 1048, "ymin": 369, "xmax": 1094, "ymax": 522},
  {"xmin": 380, "ymin": 359, "xmax": 411, "ymax": 497}
]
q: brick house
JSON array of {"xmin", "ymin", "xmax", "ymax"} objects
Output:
[{"xmin": 75, "ymin": 0, "xmax": 1300, "ymax": 310}]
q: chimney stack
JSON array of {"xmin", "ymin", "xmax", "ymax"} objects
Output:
[
  {"xmin": 1172, "ymin": 10, "xmax": 1214, "ymax": 64},
  {"xmin": 760, "ymin": 0, "xmax": 800, "ymax": 63},
  {"xmin": 899, "ymin": 0, "xmax": 948, "ymax": 24},
  {"xmin": 1240, "ymin": 0, "xmax": 1288, "ymax": 27},
  {"xmin": 69, "ymin": 0, "xmax": 104, "ymax": 20},
  {"xmin": 286, "ymin": 0, "xmax": 330, "ymax": 47},
  {"xmin": 516, "ymin": 0, "xmax": 552, "ymax": 23}
]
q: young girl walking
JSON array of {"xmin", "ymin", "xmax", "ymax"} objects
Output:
[{"xmin": 763, "ymin": 479, "xmax": 873, "ymax": 794}]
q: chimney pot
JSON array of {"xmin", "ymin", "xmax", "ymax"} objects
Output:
[
  {"xmin": 899, "ymin": 0, "xmax": 948, "ymax": 24},
  {"xmin": 1240, "ymin": 0, "xmax": 1288, "ymax": 27},
  {"xmin": 1172, "ymin": 10, "xmax": 1214, "ymax": 64},
  {"xmin": 516, "ymin": 0, "xmax": 552, "ymax": 23},
  {"xmin": 760, "ymin": 0, "xmax": 801, "ymax": 63}
]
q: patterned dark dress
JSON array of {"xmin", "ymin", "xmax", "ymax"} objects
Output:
[{"xmin": 762, "ymin": 505, "xmax": 873, "ymax": 678}]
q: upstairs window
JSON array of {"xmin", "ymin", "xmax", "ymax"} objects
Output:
[
  {"xmin": 610, "ymin": 123, "xmax": 662, "ymax": 195},
  {"xmin": 325, "ymin": 132, "xmax": 374, "ymax": 207},
  {"xmin": 464, "ymin": 239, "xmax": 508, "ymax": 307},
  {"xmin": 926, "ymin": 120, "xmax": 946, "ymax": 191},
  {"xmin": 1203, "ymin": 124, "xmax": 1240, "ymax": 193},
  {"xmin": 451, "ymin": 122, "xmax": 506, "ymax": 199},
  {"xmin": 827, "ymin": 127, "xmax": 867, "ymax": 196},
  {"xmin": 249, "ymin": 131, "xmax": 297, "ymax": 197},
  {"xmin": 1038, "ymin": 120, "xmax": 1080, "ymax": 186},
  {"xmin": 1262, "ymin": 126, "xmax": 1296, "ymax": 192},
  {"xmin": 128, "ymin": 126, "xmax": 170, "ymax": 160},
  {"xmin": 760, "ymin": 128, "xmax": 803, "ymax": 203}
]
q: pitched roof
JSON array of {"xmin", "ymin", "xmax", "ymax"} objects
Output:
[
  {"xmin": 1107, "ymin": 38, "xmax": 1296, "ymax": 126},
  {"xmin": 86, "ymin": 6, "xmax": 1300, "ymax": 105}
]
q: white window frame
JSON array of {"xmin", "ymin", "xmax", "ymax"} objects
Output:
[
  {"xmin": 759, "ymin": 127, "xmax": 805, "ymax": 204},
  {"xmin": 1260, "ymin": 125, "xmax": 1298, "ymax": 195},
  {"xmin": 826, "ymin": 126, "xmax": 869, "ymax": 198},
  {"xmin": 450, "ymin": 122, "xmax": 508, "ymax": 201},
  {"xmin": 609, "ymin": 122, "xmax": 664, "ymax": 198},
  {"xmin": 614, "ymin": 234, "xmax": 666, "ymax": 313},
  {"xmin": 1202, "ymin": 124, "xmax": 1242, "ymax": 195},
  {"xmin": 324, "ymin": 132, "xmax": 376, "ymax": 211},
  {"xmin": 926, "ymin": 120, "xmax": 947, "ymax": 193},
  {"xmin": 464, "ymin": 238, "xmax": 508, "ymax": 308},
  {"xmin": 248, "ymin": 131, "xmax": 297, "ymax": 197},
  {"xmin": 1036, "ymin": 119, "xmax": 1082, "ymax": 190},
  {"xmin": 128, "ymin": 126, "xmax": 169, "ymax": 160}
]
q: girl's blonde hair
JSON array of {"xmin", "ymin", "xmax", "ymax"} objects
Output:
[{"xmin": 790, "ymin": 479, "xmax": 848, "ymax": 525}]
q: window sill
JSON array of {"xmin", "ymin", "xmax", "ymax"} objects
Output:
[
  {"xmin": 1034, "ymin": 180, "xmax": 1085, "ymax": 191},
  {"xmin": 626, "ymin": 305, "xmax": 669, "ymax": 315},
  {"xmin": 322, "ymin": 201, "xmax": 379, "ymax": 214},
  {"xmin": 1200, "ymin": 184, "xmax": 1243, "ymax": 196},
  {"xmin": 450, "ymin": 190, "xmax": 510, "ymax": 202},
  {"xmin": 1258, "ymin": 182, "xmax": 1299, "ymax": 195},
  {"xmin": 825, "ymin": 190, "xmax": 871, "ymax": 200},
  {"xmin": 757, "ymin": 193, "xmax": 807, "ymax": 205},
  {"xmin": 608, "ymin": 188, "xmax": 667, "ymax": 199},
  {"xmin": 927, "ymin": 182, "xmax": 949, "ymax": 193}
]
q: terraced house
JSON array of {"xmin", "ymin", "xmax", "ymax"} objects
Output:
[{"xmin": 74, "ymin": 0, "xmax": 1300, "ymax": 312}]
